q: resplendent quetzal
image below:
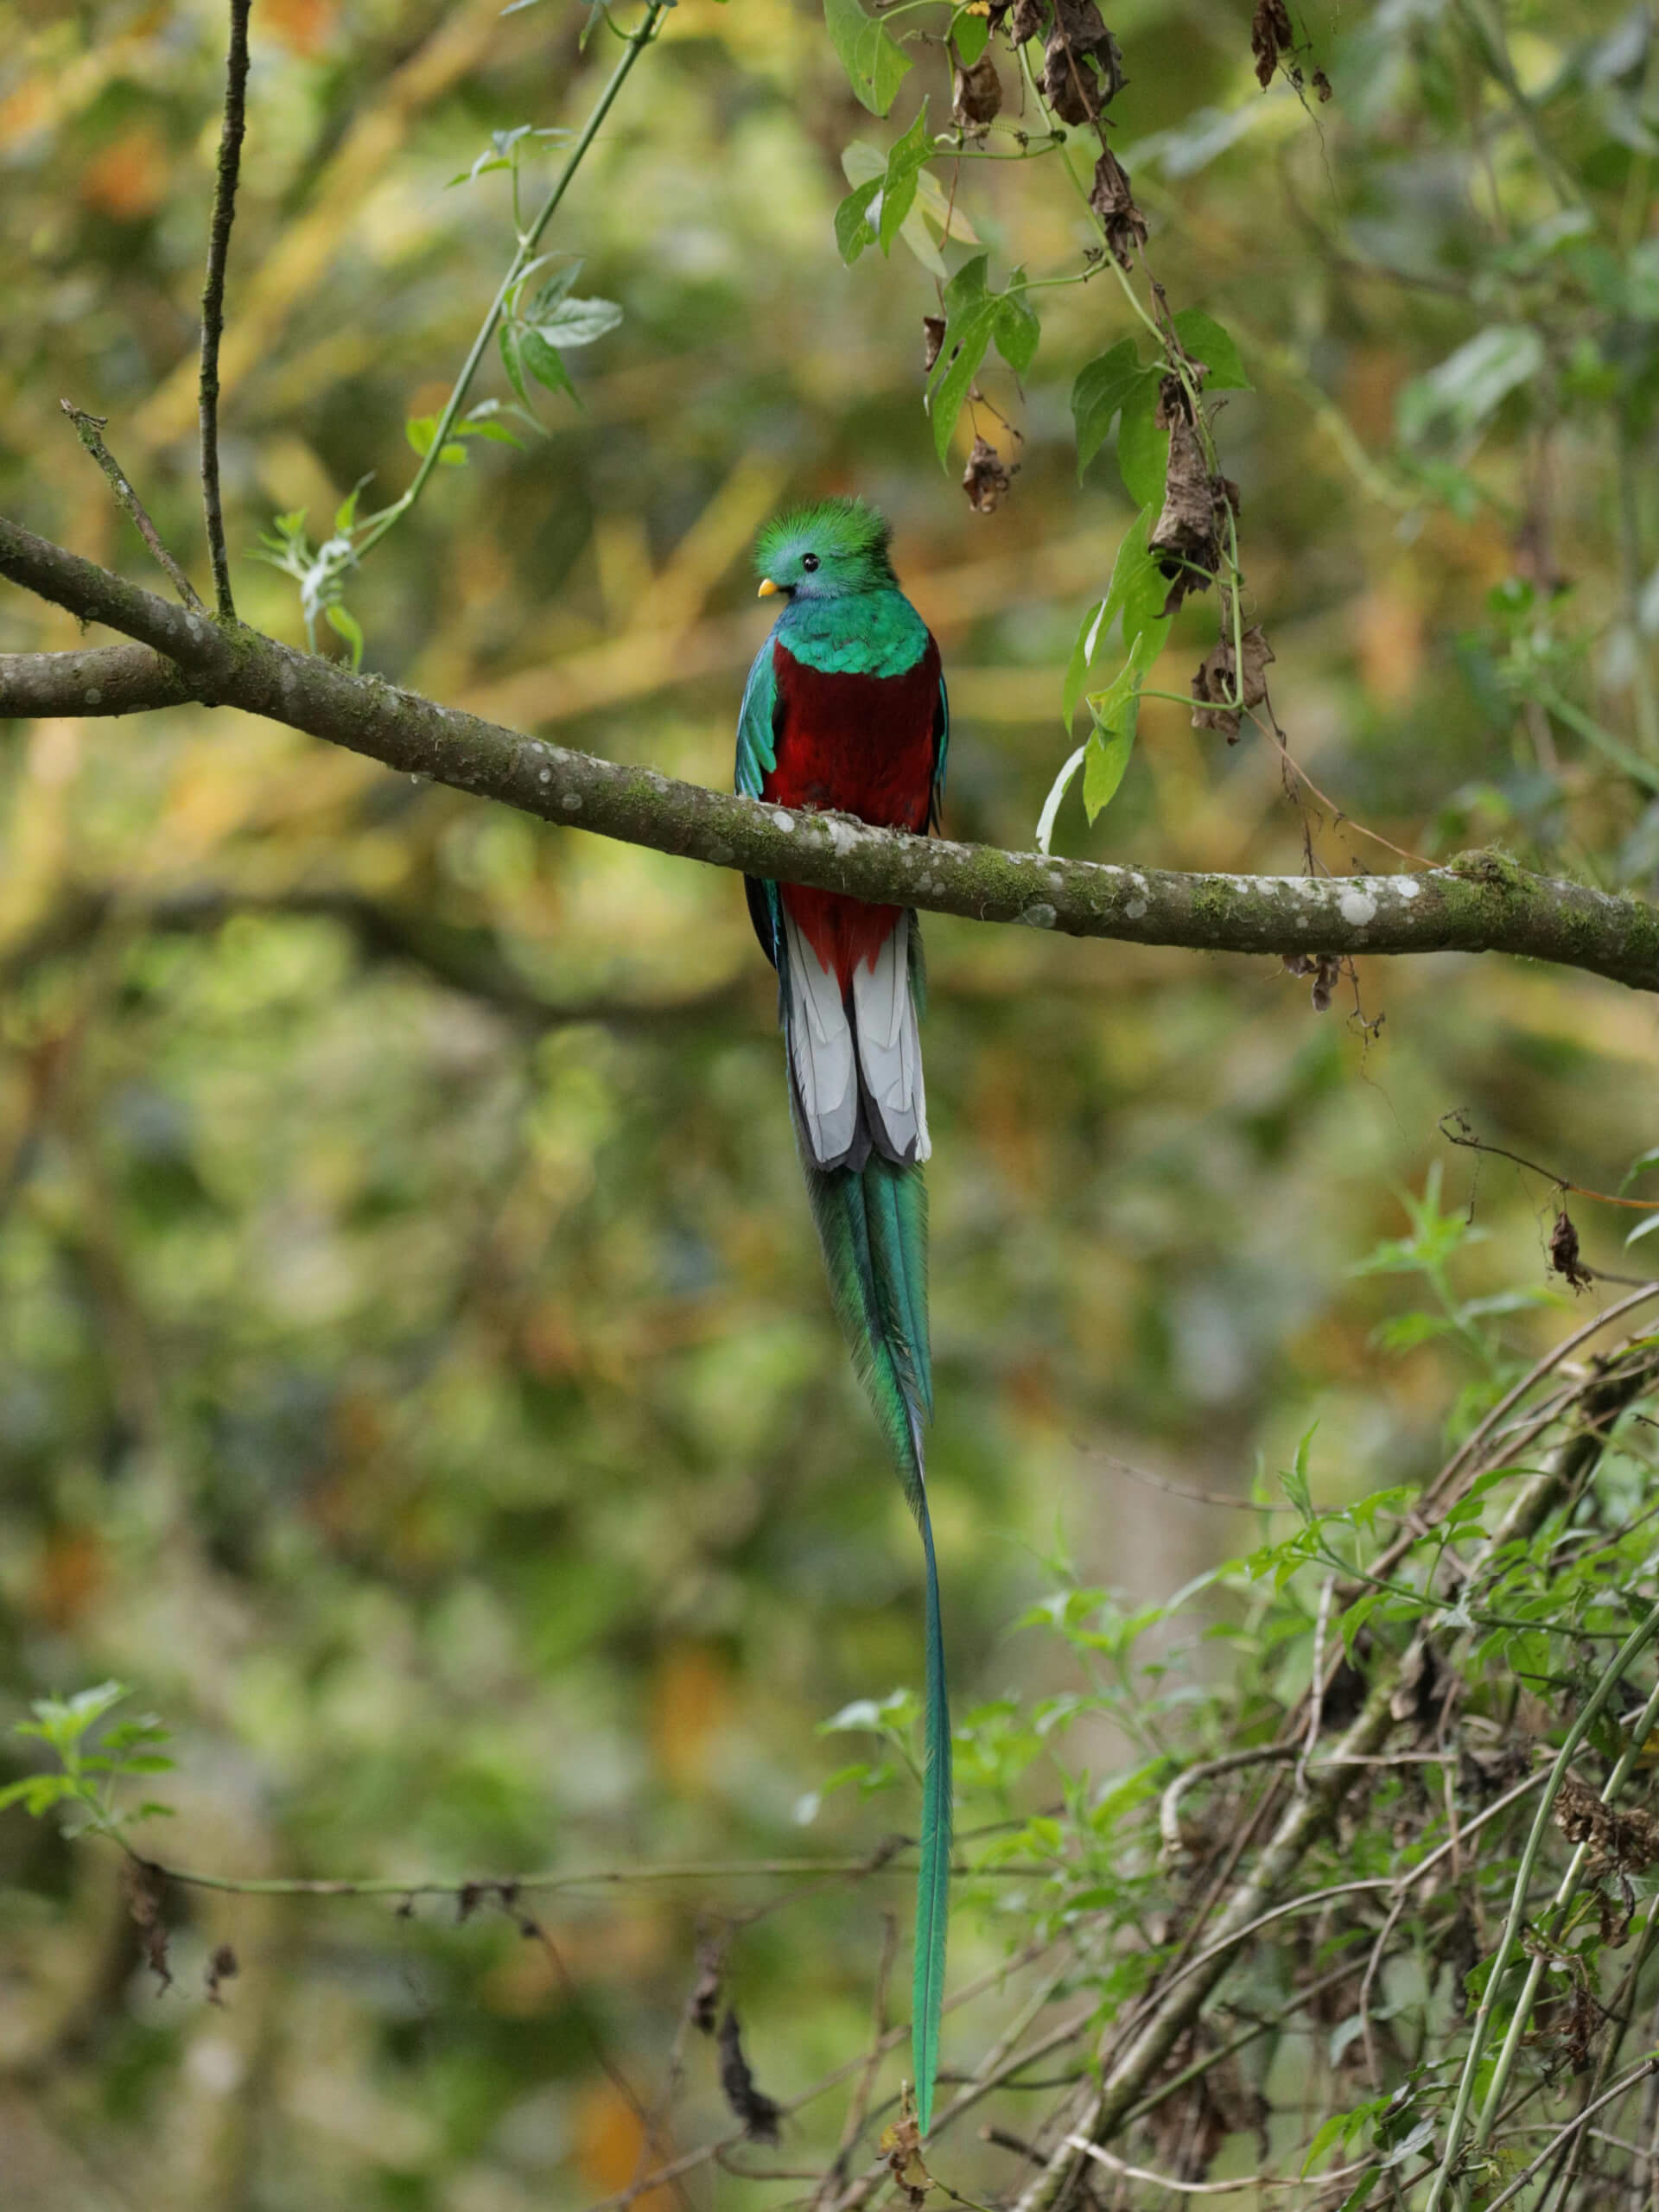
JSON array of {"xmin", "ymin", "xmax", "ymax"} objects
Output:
[{"xmin": 735, "ymin": 497, "xmax": 950, "ymax": 2130}]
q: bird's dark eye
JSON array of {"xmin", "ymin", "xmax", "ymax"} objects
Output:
[{"xmin": 801, "ymin": 552, "xmax": 819, "ymax": 572}]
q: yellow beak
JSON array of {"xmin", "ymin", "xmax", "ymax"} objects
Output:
[{"xmin": 757, "ymin": 578, "xmax": 781, "ymax": 598}]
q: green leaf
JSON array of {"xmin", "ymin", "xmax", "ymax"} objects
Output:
[
  {"xmin": 1618, "ymin": 1145, "xmax": 1659, "ymax": 1194},
  {"xmin": 499, "ymin": 322, "xmax": 532, "ymax": 409},
  {"xmin": 823, "ymin": 0, "xmax": 912, "ymax": 115},
  {"xmin": 531, "ymin": 295, "xmax": 622, "ymax": 348},
  {"xmin": 995, "ymin": 276, "xmax": 1040, "ymax": 375},
  {"xmin": 405, "ymin": 416, "xmax": 467, "ymax": 466},
  {"xmin": 1034, "ymin": 742, "xmax": 1087, "ymax": 852},
  {"xmin": 1332, "ymin": 2171, "xmax": 1382, "ymax": 2212},
  {"xmin": 1100, "ymin": 506, "xmax": 1159, "ymax": 641},
  {"xmin": 334, "ymin": 476, "xmax": 371, "ymax": 534},
  {"xmin": 1281, "ymin": 1424, "xmax": 1319, "ymax": 1522},
  {"xmin": 521, "ymin": 330, "xmax": 577, "ymax": 403},
  {"xmin": 448, "ymin": 156, "xmax": 512, "ymax": 186},
  {"xmin": 325, "ymin": 603, "xmax": 365, "ymax": 670},
  {"xmin": 100, "ymin": 1719, "xmax": 168, "ymax": 1751},
  {"xmin": 879, "ymin": 103, "xmax": 931, "ymax": 255},
  {"xmin": 842, "ymin": 144, "xmax": 976, "ymax": 276},
  {"xmin": 835, "ymin": 177, "xmax": 881, "ymax": 263},
  {"xmin": 941, "ymin": 249, "xmax": 989, "ymax": 321},
  {"xmin": 909, "ymin": 165, "xmax": 979, "ymax": 245},
  {"xmin": 461, "ymin": 401, "xmax": 524, "ymax": 448},
  {"xmin": 1062, "ymin": 600, "xmax": 1107, "ymax": 729},
  {"xmin": 0, "ymin": 1774, "xmax": 78, "ymax": 1815},
  {"xmin": 952, "ymin": 5, "xmax": 990, "ymax": 64},
  {"xmin": 519, "ymin": 259, "xmax": 582, "ymax": 320},
  {"xmin": 1072, "ymin": 338, "xmax": 1146, "ymax": 478},
  {"xmin": 1302, "ymin": 2111, "xmax": 1354, "ymax": 2177},
  {"xmin": 1082, "ymin": 720, "xmax": 1134, "ymax": 820},
  {"xmin": 1082, "ymin": 630, "xmax": 1157, "ymax": 820},
  {"xmin": 1116, "ymin": 372, "xmax": 1169, "ymax": 510},
  {"xmin": 1172, "ymin": 308, "xmax": 1252, "ymax": 391},
  {"xmin": 927, "ymin": 256, "xmax": 998, "ymax": 467}
]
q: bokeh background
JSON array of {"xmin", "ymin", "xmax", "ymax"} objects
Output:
[{"xmin": 4, "ymin": 0, "xmax": 1659, "ymax": 2203}]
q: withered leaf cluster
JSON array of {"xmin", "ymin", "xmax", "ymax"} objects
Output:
[
  {"xmin": 1554, "ymin": 1772, "xmax": 1659, "ymax": 1878},
  {"xmin": 1192, "ymin": 623, "xmax": 1274, "ymax": 742},
  {"xmin": 1549, "ymin": 1208, "xmax": 1592, "ymax": 1292},
  {"xmin": 962, "ymin": 435, "xmax": 1015, "ymax": 512},
  {"xmin": 716, "ymin": 2006, "xmax": 783, "ymax": 2143},
  {"xmin": 205, "ymin": 1941, "xmax": 239, "ymax": 2007},
  {"xmin": 123, "ymin": 1855, "xmax": 173, "ymax": 1992},
  {"xmin": 1038, "ymin": 0, "xmax": 1126, "ymax": 124},
  {"xmin": 1281, "ymin": 950, "xmax": 1343, "ymax": 1013},
  {"xmin": 1251, "ymin": 0, "xmax": 1294, "ymax": 88},
  {"xmin": 1149, "ymin": 374, "xmax": 1237, "ymax": 613},
  {"xmin": 879, "ymin": 2114, "xmax": 931, "ymax": 2209},
  {"xmin": 1090, "ymin": 145, "xmax": 1147, "ymax": 268},
  {"xmin": 952, "ymin": 51, "xmax": 1002, "ymax": 130}
]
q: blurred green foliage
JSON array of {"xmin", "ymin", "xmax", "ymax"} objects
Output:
[{"xmin": 5, "ymin": 0, "xmax": 1659, "ymax": 2203}]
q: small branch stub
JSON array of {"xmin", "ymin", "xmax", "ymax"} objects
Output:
[{"xmin": 60, "ymin": 402, "xmax": 204, "ymax": 613}]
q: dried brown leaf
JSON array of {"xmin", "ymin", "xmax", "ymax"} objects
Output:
[
  {"xmin": 879, "ymin": 2112, "xmax": 931, "ymax": 2208},
  {"xmin": 123, "ymin": 1856, "xmax": 173, "ymax": 1993},
  {"xmin": 205, "ymin": 1942, "xmax": 238, "ymax": 2006},
  {"xmin": 1041, "ymin": 0, "xmax": 1125, "ymax": 124},
  {"xmin": 1088, "ymin": 146, "xmax": 1147, "ymax": 268},
  {"xmin": 1550, "ymin": 1208, "xmax": 1592, "ymax": 1293},
  {"xmin": 1192, "ymin": 624, "xmax": 1274, "ymax": 741},
  {"xmin": 717, "ymin": 2007, "xmax": 782, "ymax": 2143},
  {"xmin": 1251, "ymin": 0, "xmax": 1294, "ymax": 88},
  {"xmin": 1554, "ymin": 1772, "xmax": 1659, "ymax": 1876},
  {"xmin": 1149, "ymin": 378, "xmax": 1230, "ymax": 613},
  {"xmin": 962, "ymin": 435, "xmax": 1014, "ymax": 512},
  {"xmin": 952, "ymin": 52, "xmax": 1003, "ymax": 129}
]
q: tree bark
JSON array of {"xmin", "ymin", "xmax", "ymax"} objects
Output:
[{"xmin": 3, "ymin": 511, "xmax": 1657, "ymax": 994}]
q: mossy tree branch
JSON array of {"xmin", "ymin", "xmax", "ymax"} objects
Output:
[{"xmin": 3, "ymin": 510, "xmax": 1657, "ymax": 993}]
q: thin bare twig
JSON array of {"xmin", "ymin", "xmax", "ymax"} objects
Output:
[
  {"xmin": 1077, "ymin": 1438, "xmax": 1290, "ymax": 1513},
  {"xmin": 1441, "ymin": 1109, "xmax": 1659, "ymax": 1213},
  {"xmin": 108, "ymin": 1840, "xmax": 1030, "ymax": 1903},
  {"xmin": 1068, "ymin": 2136, "xmax": 1373, "ymax": 2196},
  {"xmin": 1159, "ymin": 1745, "xmax": 1295, "ymax": 1864},
  {"xmin": 59, "ymin": 403, "xmax": 204, "ymax": 613},
  {"xmin": 814, "ymin": 1913, "xmax": 899, "ymax": 2209},
  {"xmin": 509, "ymin": 1899, "xmax": 695, "ymax": 2212},
  {"xmin": 200, "ymin": 0, "xmax": 251, "ymax": 618}
]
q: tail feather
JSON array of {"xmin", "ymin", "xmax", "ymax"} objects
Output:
[
  {"xmin": 914, "ymin": 1491, "xmax": 951, "ymax": 2137},
  {"xmin": 799, "ymin": 1137, "xmax": 951, "ymax": 2135}
]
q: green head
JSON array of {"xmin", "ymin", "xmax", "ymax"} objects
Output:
[{"xmin": 755, "ymin": 496, "xmax": 898, "ymax": 605}]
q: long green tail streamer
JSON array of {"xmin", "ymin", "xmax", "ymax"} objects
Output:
[
  {"xmin": 912, "ymin": 1490, "xmax": 952, "ymax": 2133},
  {"xmin": 801, "ymin": 1147, "xmax": 950, "ymax": 2133}
]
